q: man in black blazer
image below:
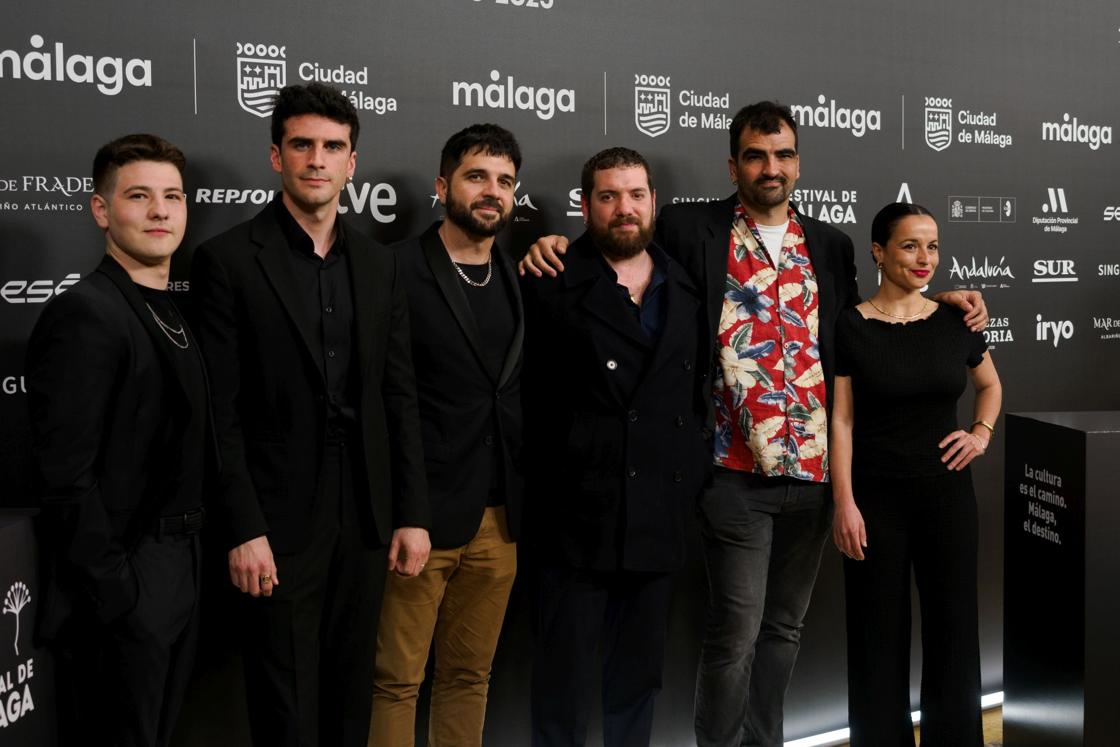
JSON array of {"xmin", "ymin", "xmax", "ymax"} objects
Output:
[
  {"xmin": 28, "ymin": 134, "xmax": 208, "ymax": 747},
  {"xmin": 521, "ymin": 103, "xmax": 987, "ymax": 747},
  {"xmin": 370, "ymin": 124, "xmax": 524, "ymax": 747},
  {"xmin": 190, "ymin": 84, "xmax": 430, "ymax": 747},
  {"xmin": 522, "ymin": 147, "xmax": 710, "ymax": 747}
]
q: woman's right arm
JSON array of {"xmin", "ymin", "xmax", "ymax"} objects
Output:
[{"xmin": 830, "ymin": 375, "xmax": 867, "ymax": 560}]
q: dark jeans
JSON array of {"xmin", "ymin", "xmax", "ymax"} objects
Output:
[
  {"xmin": 530, "ymin": 565, "xmax": 674, "ymax": 747},
  {"xmin": 694, "ymin": 469, "xmax": 832, "ymax": 747},
  {"xmin": 844, "ymin": 470, "xmax": 981, "ymax": 747},
  {"xmin": 242, "ymin": 440, "xmax": 388, "ymax": 747}
]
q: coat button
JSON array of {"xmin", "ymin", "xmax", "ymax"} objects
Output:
[
  {"xmin": 628, "ymin": 409, "xmax": 639, "ymax": 423},
  {"xmin": 675, "ymin": 415, "xmax": 684, "ymax": 427},
  {"xmin": 673, "ymin": 470, "xmax": 683, "ymax": 482},
  {"xmin": 627, "ymin": 468, "xmax": 637, "ymax": 478},
  {"xmin": 484, "ymin": 435, "xmax": 494, "ymax": 446},
  {"xmin": 683, "ymin": 359, "xmax": 692, "ymax": 371},
  {"xmin": 606, "ymin": 359, "xmax": 618, "ymax": 371}
]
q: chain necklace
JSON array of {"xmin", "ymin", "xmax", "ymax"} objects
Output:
[
  {"xmin": 453, "ymin": 254, "xmax": 493, "ymax": 287},
  {"xmin": 146, "ymin": 302, "xmax": 190, "ymax": 349},
  {"xmin": 867, "ymin": 296, "xmax": 931, "ymax": 321}
]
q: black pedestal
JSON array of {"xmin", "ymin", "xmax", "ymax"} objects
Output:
[
  {"xmin": 1004, "ymin": 411, "xmax": 1120, "ymax": 747},
  {"xmin": 0, "ymin": 512, "xmax": 55, "ymax": 745}
]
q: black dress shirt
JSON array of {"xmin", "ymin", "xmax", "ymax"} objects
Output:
[{"xmin": 274, "ymin": 198, "xmax": 358, "ymax": 437}]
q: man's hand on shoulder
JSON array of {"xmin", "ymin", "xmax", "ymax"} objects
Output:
[
  {"xmin": 933, "ymin": 289, "xmax": 988, "ymax": 332},
  {"xmin": 229, "ymin": 535, "xmax": 278, "ymax": 597},
  {"xmin": 519, "ymin": 235, "xmax": 570, "ymax": 277},
  {"xmin": 388, "ymin": 526, "xmax": 431, "ymax": 577}
]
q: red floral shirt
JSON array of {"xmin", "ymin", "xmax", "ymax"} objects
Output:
[{"xmin": 712, "ymin": 206, "xmax": 829, "ymax": 481}]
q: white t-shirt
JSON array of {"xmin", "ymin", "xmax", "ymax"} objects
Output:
[{"xmin": 755, "ymin": 221, "xmax": 789, "ymax": 267}]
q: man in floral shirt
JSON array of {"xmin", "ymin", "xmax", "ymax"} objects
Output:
[{"xmin": 522, "ymin": 101, "xmax": 986, "ymax": 747}]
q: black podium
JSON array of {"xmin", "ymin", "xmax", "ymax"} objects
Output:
[
  {"xmin": 1004, "ymin": 411, "xmax": 1120, "ymax": 747},
  {"xmin": 0, "ymin": 512, "xmax": 55, "ymax": 745}
]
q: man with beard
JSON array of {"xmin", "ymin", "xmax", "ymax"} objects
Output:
[
  {"xmin": 521, "ymin": 147, "xmax": 710, "ymax": 746},
  {"xmin": 370, "ymin": 124, "xmax": 525, "ymax": 747},
  {"xmin": 521, "ymin": 103, "xmax": 986, "ymax": 747}
]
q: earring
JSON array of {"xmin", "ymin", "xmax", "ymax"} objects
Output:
[{"xmin": 876, "ymin": 262, "xmax": 884, "ymax": 285}]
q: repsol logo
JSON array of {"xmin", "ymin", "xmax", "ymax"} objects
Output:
[
  {"xmin": 1035, "ymin": 315, "xmax": 1073, "ymax": 347},
  {"xmin": 451, "ymin": 70, "xmax": 575, "ymax": 120},
  {"xmin": 791, "ymin": 94, "xmax": 881, "ymax": 137},
  {"xmin": 1041, "ymin": 113, "xmax": 1112, "ymax": 150},
  {"xmin": 0, "ymin": 35, "xmax": 152, "ymax": 96},
  {"xmin": 1, "ymin": 274, "xmax": 80, "ymax": 304},
  {"xmin": 194, "ymin": 188, "xmax": 276, "ymax": 205}
]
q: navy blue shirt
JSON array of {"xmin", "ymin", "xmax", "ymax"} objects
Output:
[{"xmin": 600, "ymin": 244, "xmax": 669, "ymax": 341}]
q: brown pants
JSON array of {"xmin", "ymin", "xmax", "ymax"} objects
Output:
[{"xmin": 369, "ymin": 506, "xmax": 517, "ymax": 747}]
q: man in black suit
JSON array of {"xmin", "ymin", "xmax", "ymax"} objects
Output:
[
  {"xmin": 522, "ymin": 103, "xmax": 986, "ymax": 747},
  {"xmin": 28, "ymin": 133, "xmax": 207, "ymax": 747},
  {"xmin": 522, "ymin": 147, "xmax": 710, "ymax": 747},
  {"xmin": 370, "ymin": 124, "xmax": 524, "ymax": 747},
  {"xmin": 190, "ymin": 83, "xmax": 430, "ymax": 747}
]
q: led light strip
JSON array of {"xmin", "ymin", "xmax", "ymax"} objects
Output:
[{"xmin": 782, "ymin": 692, "xmax": 1004, "ymax": 747}]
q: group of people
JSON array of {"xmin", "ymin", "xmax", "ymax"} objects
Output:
[{"xmin": 27, "ymin": 81, "xmax": 1001, "ymax": 747}]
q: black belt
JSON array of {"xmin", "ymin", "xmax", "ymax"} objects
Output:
[{"xmin": 154, "ymin": 507, "xmax": 206, "ymax": 538}]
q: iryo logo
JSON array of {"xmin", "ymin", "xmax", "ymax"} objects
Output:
[{"xmin": 1035, "ymin": 315, "xmax": 1074, "ymax": 347}]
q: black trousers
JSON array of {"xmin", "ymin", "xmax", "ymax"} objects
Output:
[
  {"xmin": 843, "ymin": 470, "xmax": 982, "ymax": 747},
  {"xmin": 241, "ymin": 439, "xmax": 388, "ymax": 747},
  {"xmin": 530, "ymin": 564, "xmax": 674, "ymax": 747},
  {"xmin": 55, "ymin": 532, "xmax": 200, "ymax": 747}
]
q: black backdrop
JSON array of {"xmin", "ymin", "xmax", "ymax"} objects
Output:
[{"xmin": 2, "ymin": 1, "xmax": 1119, "ymax": 743}]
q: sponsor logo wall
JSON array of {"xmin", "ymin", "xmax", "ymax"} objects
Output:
[{"xmin": 2, "ymin": 3, "xmax": 1118, "ymax": 745}]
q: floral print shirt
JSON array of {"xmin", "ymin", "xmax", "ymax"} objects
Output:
[{"xmin": 712, "ymin": 205, "xmax": 829, "ymax": 481}]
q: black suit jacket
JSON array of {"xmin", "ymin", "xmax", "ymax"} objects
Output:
[
  {"xmin": 655, "ymin": 195, "xmax": 859, "ymax": 419},
  {"xmin": 27, "ymin": 255, "xmax": 207, "ymax": 635},
  {"xmin": 191, "ymin": 202, "xmax": 428, "ymax": 553},
  {"xmin": 393, "ymin": 223, "xmax": 525, "ymax": 549},
  {"xmin": 522, "ymin": 234, "xmax": 710, "ymax": 573}
]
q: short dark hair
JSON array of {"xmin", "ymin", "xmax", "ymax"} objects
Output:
[
  {"xmin": 92, "ymin": 134, "xmax": 186, "ymax": 196},
  {"xmin": 270, "ymin": 83, "xmax": 360, "ymax": 148},
  {"xmin": 439, "ymin": 124, "xmax": 522, "ymax": 179},
  {"xmin": 580, "ymin": 147, "xmax": 652, "ymax": 199},
  {"xmin": 870, "ymin": 202, "xmax": 936, "ymax": 247},
  {"xmin": 729, "ymin": 101, "xmax": 798, "ymax": 157}
]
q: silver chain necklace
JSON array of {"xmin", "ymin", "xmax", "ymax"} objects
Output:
[
  {"xmin": 146, "ymin": 302, "xmax": 190, "ymax": 349},
  {"xmin": 453, "ymin": 254, "xmax": 493, "ymax": 287}
]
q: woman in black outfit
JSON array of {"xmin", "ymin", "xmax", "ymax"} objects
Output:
[{"xmin": 830, "ymin": 202, "xmax": 1002, "ymax": 746}]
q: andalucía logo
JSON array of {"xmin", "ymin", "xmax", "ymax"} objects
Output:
[
  {"xmin": 236, "ymin": 42, "xmax": 286, "ymax": 118},
  {"xmin": 634, "ymin": 75, "xmax": 671, "ymax": 138},
  {"xmin": 925, "ymin": 97, "xmax": 952, "ymax": 151}
]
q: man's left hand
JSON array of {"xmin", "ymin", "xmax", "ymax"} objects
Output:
[
  {"xmin": 388, "ymin": 526, "xmax": 431, "ymax": 577},
  {"xmin": 933, "ymin": 289, "xmax": 988, "ymax": 332}
]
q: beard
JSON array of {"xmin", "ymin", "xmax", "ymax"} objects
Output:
[
  {"xmin": 445, "ymin": 184, "xmax": 510, "ymax": 238},
  {"xmin": 738, "ymin": 175, "xmax": 793, "ymax": 210},
  {"xmin": 589, "ymin": 215, "xmax": 654, "ymax": 260}
]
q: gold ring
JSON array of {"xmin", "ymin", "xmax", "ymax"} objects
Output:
[{"xmin": 260, "ymin": 574, "xmax": 272, "ymax": 584}]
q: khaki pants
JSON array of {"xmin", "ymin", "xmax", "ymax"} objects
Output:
[{"xmin": 369, "ymin": 506, "xmax": 517, "ymax": 747}]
